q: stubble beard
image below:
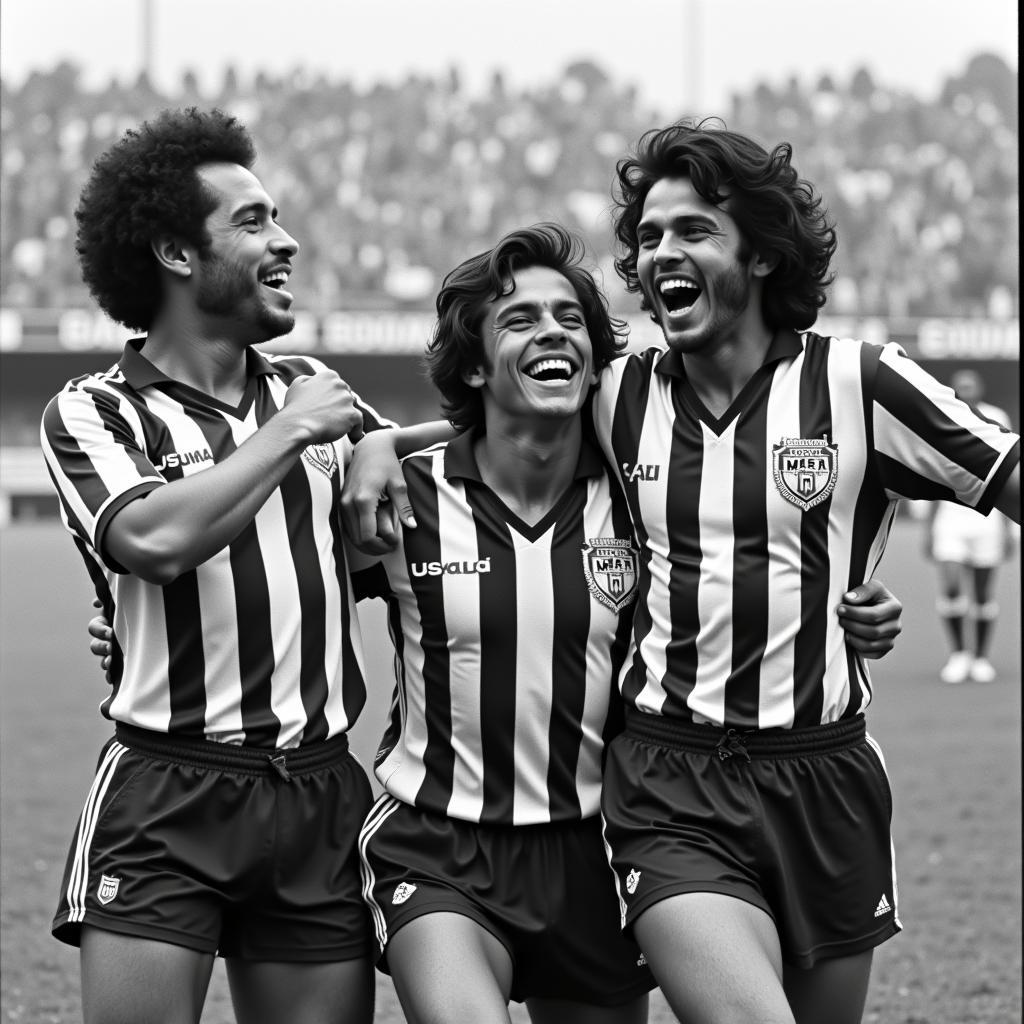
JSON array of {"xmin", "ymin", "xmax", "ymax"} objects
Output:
[
  {"xmin": 651, "ymin": 260, "xmax": 754, "ymax": 354},
  {"xmin": 196, "ymin": 253, "xmax": 294, "ymax": 341}
]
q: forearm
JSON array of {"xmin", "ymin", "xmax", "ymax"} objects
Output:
[
  {"xmin": 106, "ymin": 412, "xmax": 312, "ymax": 582},
  {"xmin": 389, "ymin": 420, "xmax": 457, "ymax": 457}
]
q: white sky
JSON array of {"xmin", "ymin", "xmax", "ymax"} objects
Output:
[{"xmin": 0, "ymin": 0, "xmax": 1017, "ymax": 116}]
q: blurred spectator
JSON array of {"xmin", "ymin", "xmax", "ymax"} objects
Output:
[{"xmin": 1, "ymin": 53, "xmax": 1018, "ymax": 316}]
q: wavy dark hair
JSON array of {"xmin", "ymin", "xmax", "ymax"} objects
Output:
[
  {"xmin": 74, "ymin": 107, "xmax": 257, "ymax": 330},
  {"xmin": 426, "ymin": 223, "xmax": 628, "ymax": 431},
  {"xmin": 613, "ymin": 119, "xmax": 837, "ymax": 330}
]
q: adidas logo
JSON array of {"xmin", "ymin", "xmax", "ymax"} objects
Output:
[
  {"xmin": 626, "ymin": 868, "xmax": 641, "ymax": 895},
  {"xmin": 873, "ymin": 894, "xmax": 892, "ymax": 917}
]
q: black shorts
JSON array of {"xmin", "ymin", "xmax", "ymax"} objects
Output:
[
  {"xmin": 52, "ymin": 724, "xmax": 374, "ymax": 962},
  {"xmin": 601, "ymin": 712, "xmax": 901, "ymax": 969},
  {"xmin": 358, "ymin": 796, "xmax": 655, "ymax": 1005}
]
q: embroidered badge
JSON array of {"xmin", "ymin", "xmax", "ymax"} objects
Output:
[
  {"xmin": 772, "ymin": 436, "xmax": 838, "ymax": 511},
  {"xmin": 392, "ymin": 882, "xmax": 417, "ymax": 905},
  {"xmin": 97, "ymin": 874, "xmax": 121, "ymax": 905},
  {"xmin": 581, "ymin": 538, "xmax": 639, "ymax": 613},
  {"xmin": 302, "ymin": 443, "xmax": 338, "ymax": 478}
]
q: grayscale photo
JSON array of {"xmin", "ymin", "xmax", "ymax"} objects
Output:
[{"xmin": 0, "ymin": 2, "xmax": 1019, "ymax": 1022}]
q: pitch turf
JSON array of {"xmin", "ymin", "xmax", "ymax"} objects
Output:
[{"xmin": 1, "ymin": 519, "xmax": 1019, "ymax": 1023}]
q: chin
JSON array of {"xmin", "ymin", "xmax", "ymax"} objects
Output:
[{"xmin": 258, "ymin": 311, "xmax": 296, "ymax": 342}]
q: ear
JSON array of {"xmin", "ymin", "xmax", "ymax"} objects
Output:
[
  {"xmin": 462, "ymin": 364, "xmax": 487, "ymax": 390},
  {"xmin": 150, "ymin": 235, "xmax": 192, "ymax": 279},
  {"xmin": 750, "ymin": 250, "xmax": 778, "ymax": 279}
]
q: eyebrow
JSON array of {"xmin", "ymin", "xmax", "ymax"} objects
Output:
[
  {"xmin": 231, "ymin": 200, "xmax": 277, "ymax": 220},
  {"xmin": 636, "ymin": 211, "xmax": 719, "ymax": 232},
  {"xmin": 494, "ymin": 297, "xmax": 584, "ymax": 319}
]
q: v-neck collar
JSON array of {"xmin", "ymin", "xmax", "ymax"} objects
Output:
[
  {"xmin": 654, "ymin": 329, "xmax": 803, "ymax": 435},
  {"xmin": 443, "ymin": 427, "xmax": 604, "ymax": 542},
  {"xmin": 119, "ymin": 337, "xmax": 280, "ymax": 418}
]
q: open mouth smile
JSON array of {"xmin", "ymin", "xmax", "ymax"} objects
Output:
[
  {"xmin": 259, "ymin": 267, "xmax": 293, "ymax": 298},
  {"xmin": 522, "ymin": 357, "xmax": 577, "ymax": 383},
  {"xmin": 658, "ymin": 275, "xmax": 701, "ymax": 315}
]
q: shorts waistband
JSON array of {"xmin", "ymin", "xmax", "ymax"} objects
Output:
[
  {"xmin": 114, "ymin": 723, "xmax": 350, "ymax": 779},
  {"xmin": 623, "ymin": 709, "xmax": 865, "ymax": 760}
]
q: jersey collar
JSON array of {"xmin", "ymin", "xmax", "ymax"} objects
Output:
[
  {"xmin": 444, "ymin": 426, "xmax": 606, "ymax": 484},
  {"xmin": 653, "ymin": 327, "xmax": 804, "ymax": 379},
  {"xmin": 118, "ymin": 337, "xmax": 281, "ymax": 390}
]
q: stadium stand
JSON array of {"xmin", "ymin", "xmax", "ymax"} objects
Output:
[{"xmin": 0, "ymin": 54, "xmax": 1018, "ymax": 522}]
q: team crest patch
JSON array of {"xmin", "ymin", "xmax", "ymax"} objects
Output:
[
  {"xmin": 392, "ymin": 882, "xmax": 417, "ymax": 905},
  {"xmin": 772, "ymin": 436, "xmax": 838, "ymax": 511},
  {"xmin": 97, "ymin": 874, "xmax": 121, "ymax": 905},
  {"xmin": 581, "ymin": 538, "xmax": 639, "ymax": 613},
  {"xmin": 302, "ymin": 443, "xmax": 338, "ymax": 478}
]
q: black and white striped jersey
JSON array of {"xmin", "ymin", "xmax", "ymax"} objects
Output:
[
  {"xmin": 591, "ymin": 331, "xmax": 1020, "ymax": 730},
  {"xmin": 40, "ymin": 339, "xmax": 393, "ymax": 748},
  {"xmin": 352, "ymin": 430, "xmax": 638, "ymax": 825}
]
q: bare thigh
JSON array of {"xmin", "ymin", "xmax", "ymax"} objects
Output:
[
  {"xmin": 387, "ymin": 910, "xmax": 515, "ymax": 1024},
  {"xmin": 633, "ymin": 892, "xmax": 795, "ymax": 1024},
  {"xmin": 226, "ymin": 957, "xmax": 374, "ymax": 1024},
  {"xmin": 80, "ymin": 926, "xmax": 215, "ymax": 1024}
]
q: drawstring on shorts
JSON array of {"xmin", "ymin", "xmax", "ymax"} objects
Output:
[{"xmin": 715, "ymin": 729, "xmax": 751, "ymax": 763}]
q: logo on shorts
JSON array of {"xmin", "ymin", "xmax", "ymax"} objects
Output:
[
  {"xmin": 582, "ymin": 538, "xmax": 639, "ymax": 613},
  {"xmin": 771, "ymin": 436, "xmax": 838, "ymax": 511},
  {"xmin": 625, "ymin": 868, "xmax": 641, "ymax": 895},
  {"xmin": 392, "ymin": 882, "xmax": 417, "ymax": 905},
  {"xmin": 303, "ymin": 443, "xmax": 338, "ymax": 478},
  {"xmin": 874, "ymin": 894, "xmax": 892, "ymax": 917},
  {"xmin": 96, "ymin": 874, "xmax": 121, "ymax": 905},
  {"xmin": 637, "ymin": 952, "xmax": 648, "ymax": 967}
]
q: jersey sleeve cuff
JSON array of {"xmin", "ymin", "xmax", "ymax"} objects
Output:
[
  {"xmin": 974, "ymin": 437, "xmax": 1020, "ymax": 516},
  {"xmin": 94, "ymin": 479, "xmax": 166, "ymax": 574}
]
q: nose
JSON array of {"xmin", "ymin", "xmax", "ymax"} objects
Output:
[
  {"xmin": 653, "ymin": 230, "xmax": 683, "ymax": 266},
  {"xmin": 271, "ymin": 223, "xmax": 300, "ymax": 257},
  {"xmin": 535, "ymin": 310, "xmax": 566, "ymax": 343}
]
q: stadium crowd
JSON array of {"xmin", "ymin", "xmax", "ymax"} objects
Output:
[{"xmin": 1, "ymin": 52, "xmax": 1017, "ymax": 318}]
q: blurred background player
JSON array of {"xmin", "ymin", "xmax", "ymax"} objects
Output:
[
  {"xmin": 40, "ymin": 107, "xmax": 388, "ymax": 1024},
  {"xmin": 926, "ymin": 369, "xmax": 1017, "ymax": 684}
]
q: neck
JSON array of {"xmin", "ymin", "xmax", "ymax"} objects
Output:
[
  {"xmin": 143, "ymin": 309, "xmax": 251, "ymax": 402},
  {"xmin": 473, "ymin": 415, "xmax": 583, "ymax": 526},
  {"xmin": 678, "ymin": 316, "xmax": 774, "ymax": 418}
]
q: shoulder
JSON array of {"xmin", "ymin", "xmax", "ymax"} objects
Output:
[
  {"xmin": 596, "ymin": 347, "xmax": 663, "ymax": 391},
  {"xmin": 41, "ymin": 366, "xmax": 129, "ymax": 428},
  {"xmin": 259, "ymin": 350, "xmax": 329, "ymax": 380}
]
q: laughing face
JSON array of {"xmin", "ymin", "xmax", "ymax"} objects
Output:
[
  {"xmin": 635, "ymin": 176, "xmax": 771, "ymax": 355},
  {"xmin": 467, "ymin": 265, "xmax": 597, "ymax": 426},
  {"xmin": 192, "ymin": 162, "xmax": 300, "ymax": 342}
]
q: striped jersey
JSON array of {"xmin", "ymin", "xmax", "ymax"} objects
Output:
[
  {"xmin": 40, "ymin": 339, "xmax": 393, "ymax": 748},
  {"xmin": 591, "ymin": 331, "xmax": 1020, "ymax": 730},
  {"xmin": 351, "ymin": 429, "xmax": 638, "ymax": 825}
]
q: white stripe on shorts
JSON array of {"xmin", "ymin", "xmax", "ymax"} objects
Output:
[
  {"xmin": 865, "ymin": 732, "xmax": 902, "ymax": 930},
  {"xmin": 65, "ymin": 741, "xmax": 130, "ymax": 923},
  {"xmin": 357, "ymin": 794, "xmax": 405, "ymax": 954}
]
